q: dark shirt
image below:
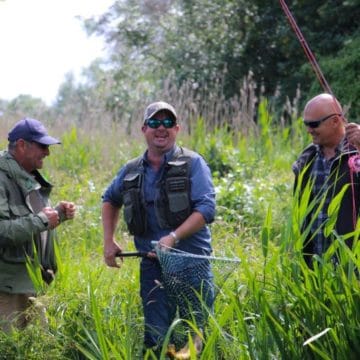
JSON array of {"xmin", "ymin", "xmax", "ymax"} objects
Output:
[{"xmin": 310, "ymin": 143, "xmax": 342, "ymax": 255}]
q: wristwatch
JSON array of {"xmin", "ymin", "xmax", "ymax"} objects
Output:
[{"xmin": 170, "ymin": 231, "xmax": 180, "ymax": 246}]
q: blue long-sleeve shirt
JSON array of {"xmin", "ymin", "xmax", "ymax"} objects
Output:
[{"xmin": 102, "ymin": 145, "xmax": 216, "ymax": 254}]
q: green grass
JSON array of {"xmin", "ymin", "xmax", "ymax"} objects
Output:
[{"xmin": 1, "ymin": 104, "xmax": 359, "ymax": 359}]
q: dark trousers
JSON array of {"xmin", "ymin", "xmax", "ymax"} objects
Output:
[
  {"xmin": 140, "ymin": 257, "xmax": 214, "ymax": 350},
  {"xmin": 140, "ymin": 258, "xmax": 175, "ymax": 349}
]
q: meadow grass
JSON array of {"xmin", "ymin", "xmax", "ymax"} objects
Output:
[{"xmin": 0, "ymin": 101, "xmax": 359, "ymax": 359}]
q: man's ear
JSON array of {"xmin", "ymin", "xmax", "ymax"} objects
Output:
[
  {"xmin": 141, "ymin": 125, "xmax": 147, "ymax": 133},
  {"xmin": 16, "ymin": 139, "xmax": 27, "ymax": 152}
]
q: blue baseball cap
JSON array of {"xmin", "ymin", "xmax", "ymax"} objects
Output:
[{"xmin": 8, "ymin": 118, "xmax": 61, "ymax": 145}]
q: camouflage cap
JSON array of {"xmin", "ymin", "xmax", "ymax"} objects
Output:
[{"xmin": 143, "ymin": 101, "xmax": 177, "ymax": 122}]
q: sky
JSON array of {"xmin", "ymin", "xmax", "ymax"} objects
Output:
[{"xmin": 0, "ymin": 0, "xmax": 113, "ymax": 105}]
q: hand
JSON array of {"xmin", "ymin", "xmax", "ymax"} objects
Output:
[
  {"xmin": 57, "ymin": 201, "xmax": 76, "ymax": 220},
  {"xmin": 157, "ymin": 234, "xmax": 176, "ymax": 251},
  {"xmin": 146, "ymin": 251, "xmax": 157, "ymax": 259},
  {"xmin": 346, "ymin": 123, "xmax": 360, "ymax": 149},
  {"xmin": 42, "ymin": 207, "xmax": 60, "ymax": 229},
  {"xmin": 104, "ymin": 240, "xmax": 122, "ymax": 268}
]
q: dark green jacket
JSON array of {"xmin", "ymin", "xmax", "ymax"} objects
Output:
[{"xmin": 0, "ymin": 150, "xmax": 57, "ymax": 293}]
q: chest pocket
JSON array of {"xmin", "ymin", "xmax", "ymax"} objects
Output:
[
  {"xmin": 9, "ymin": 204, "xmax": 30, "ymax": 217},
  {"xmin": 156, "ymin": 159, "xmax": 192, "ymax": 228},
  {"xmin": 123, "ymin": 172, "xmax": 147, "ymax": 235},
  {"xmin": 166, "ymin": 161, "xmax": 190, "ymax": 212}
]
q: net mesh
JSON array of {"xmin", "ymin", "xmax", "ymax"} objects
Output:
[{"xmin": 155, "ymin": 246, "xmax": 240, "ymax": 345}]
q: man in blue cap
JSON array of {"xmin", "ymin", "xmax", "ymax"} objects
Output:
[{"xmin": 0, "ymin": 118, "xmax": 76, "ymax": 332}]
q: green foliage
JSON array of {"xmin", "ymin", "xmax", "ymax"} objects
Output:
[
  {"xmin": 80, "ymin": 0, "xmax": 359, "ymax": 124},
  {"xmin": 317, "ymin": 36, "xmax": 360, "ymax": 118},
  {"xmin": 2, "ymin": 94, "xmax": 50, "ymax": 121},
  {"xmin": 189, "ymin": 117, "xmax": 234, "ymax": 176},
  {"xmin": 2, "ymin": 1, "xmax": 359, "ymax": 128},
  {"xmin": 53, "ymin": 127, "xmax": 92, "ymax": 174},
  {"xmin": 189, "ymin": 99, "xmax": 295, "ymax": 228},
  {"xmin": 25, "ymin": 241, "xmax": 47, "ymax": 295},
  {"xmin": 261, "ymin": 206, "xmax": 272, "ymax": 259},
  {"xmin": 1, "ymin": 103, "xmax": 359, "ymax": 359}
]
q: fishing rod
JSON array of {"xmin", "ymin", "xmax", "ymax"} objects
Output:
[
  {"xmin": 278, "ymin": 0, "xmax": 334, "ymax": 96},
  {"xmin": 278, "ymin": 2, "xmax": 345, "ymax": 121},
  {"xmin": 278, "ymin": 1, "xmax": 350, "ymax": 122}
]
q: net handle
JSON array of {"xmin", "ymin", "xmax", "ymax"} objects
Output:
[
  {"xmin": 116, "ymin": 251, "xmax": 148, "ymax": 258},
  {"xmin": 151, "ymin": 240, "xmax": 159, "ymax": 248},
  {"xmin": 116, "ymin": 241, "xmax": 159, "ymax": 258}
]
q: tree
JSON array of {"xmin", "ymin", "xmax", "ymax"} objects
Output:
[
  {"xmin": 83, "ymin": 0, "xmax": 360, "ymax": 119},
  {"xmin": 4, "ymin": 94, "xmax": 50, "ymax": 120}
]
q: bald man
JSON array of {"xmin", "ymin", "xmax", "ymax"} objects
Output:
[{"xmin": 292, "ymin": 93, "xmax": 360, "ymax": 267}]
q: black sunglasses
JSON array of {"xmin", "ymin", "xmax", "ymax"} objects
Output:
[
  {"xmin": 145, "ymin": 118, "xmax": 176, "ymax": 129},
  {"xmin": 303, "ymin": 113, "xmax": 341, "ymax": 129}
]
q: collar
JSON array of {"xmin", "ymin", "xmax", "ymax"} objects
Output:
[
  {"xmin": 315, "ymin": 137, "xmax": 353, "ymax": 157},
  {"xmin": 0, "ymin": 151, "xmax": 52, "ymax": 193},
  {"xmin": 143, "ymin": 145, "xmax": 178, "ymax": 166}
]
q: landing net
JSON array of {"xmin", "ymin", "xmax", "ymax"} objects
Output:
[{"xmin": 154, "ymin": 246, "xmax": 240, "ymax": 344}]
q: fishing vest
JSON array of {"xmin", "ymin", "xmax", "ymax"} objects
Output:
[{"xmin": 122, "ymin": 147, "xmax": 194, "ymax": 235}]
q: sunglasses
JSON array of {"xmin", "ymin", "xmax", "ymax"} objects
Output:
[
  {"xmin": 303, "ymin": 113, "xmax": 341, "ymax": 129},
  {"xmin": 145, "ymin": 118, "xmax": 176, "ymax": 129}
]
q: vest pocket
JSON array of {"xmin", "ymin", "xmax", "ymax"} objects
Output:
[
  {"xmin": 168, "ymin": 192, "xmax": 189, "ymax": 212},
  {"xmin": 166, "ymin": 177, "xmax": 191, "ymax": 227},
  {"xmin": 123, "ymin": 189, "xmax": 146, "ymax": 235}
]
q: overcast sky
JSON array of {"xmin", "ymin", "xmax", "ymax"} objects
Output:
[{"xmin": 0, "ymin": 0, "xmax": 113, "ymax": 105}]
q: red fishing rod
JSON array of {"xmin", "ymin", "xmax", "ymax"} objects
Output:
[{"xmin": 278, "ymin": 0, "xmax": 334, "ymax": 96}]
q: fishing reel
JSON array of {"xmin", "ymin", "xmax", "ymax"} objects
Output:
[{"xmin": 348, "ymin": 155, "xmax": 360, "ymax": 173}]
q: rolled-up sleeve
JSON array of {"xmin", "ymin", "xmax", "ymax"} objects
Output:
[
  {"xmin": 190, "ymin": 155, "xmax": 216, "ymax": 224},
  {"xmin": 102, "ymin": 167, "xmax": 127, "ymax": 208}
]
